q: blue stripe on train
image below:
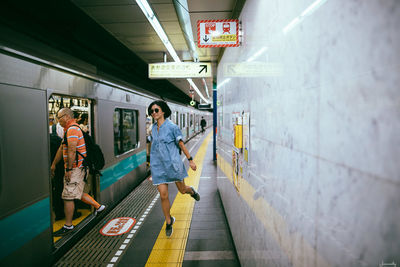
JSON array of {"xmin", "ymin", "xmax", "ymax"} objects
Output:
[
  {"xmin": 100, "ymin": 149, "xmax": 147, "ymax": 191},
  {"xmin": 0, "ymin": 197, "xmax": 50, "ymax": 259}
]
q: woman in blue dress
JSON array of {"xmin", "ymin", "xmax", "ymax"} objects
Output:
[{"xmin": 147, "ymin": 100, "xmax": 200, "ymax": 237}]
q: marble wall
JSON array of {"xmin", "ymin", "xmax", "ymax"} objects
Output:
[{"xmin": 216, "ymin": 0, "xmax": 400, "ymax": 266}]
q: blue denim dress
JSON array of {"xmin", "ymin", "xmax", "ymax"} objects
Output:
[{"xmin": 149, "ymin": 119, "xmax": 188, "ymax": 185}]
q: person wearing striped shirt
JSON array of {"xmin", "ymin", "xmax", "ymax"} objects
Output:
[{"xmin": 51, "ymin": 108, "xmax": 105, "ymax": 236}]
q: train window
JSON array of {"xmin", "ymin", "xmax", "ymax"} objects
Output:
[
  {"xmin": 49, "ymin": 95, "xmax": 92, "ymax": 135},
  {"xmin": 114, "ymin": 108, "xmax": 139, "ymax": 155},
  {"xmin": 174, "ymin": 111, "xmax": 179, "ymax": 125},
  {"xmin": 190, "ymin": 114, "xmax": 193, "ymax": 127}
]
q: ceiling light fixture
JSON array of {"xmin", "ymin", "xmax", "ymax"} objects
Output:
[
  {"xmin": 136, "ymin": 0, "xmax": 209, "ymax": 103},
  {"xmin": 283, "ymin": 0, "xmax": 328, "ymax": 35},
  {"xmin": 218, "ymin": 78, "xmax": 231, "ymax": 89},
  {"xmin": 202, "ymin": 78, "xmax": 210, "ymax": 98},
  {"xmin": 187, "ymin": 79, "xmax": 209, "ymax": 103},
  {"xmin": 247, "ymin": 47, "xmax": 268, "ymax": 62}
]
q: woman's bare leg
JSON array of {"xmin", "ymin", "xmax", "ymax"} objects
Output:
[
  {"xmin": 175, "ymin": 180, "xmax": 194, "ymax": 195},
  {"xmin": 157, "ymin": 184, "xmax": 172, "ymax": 224}
]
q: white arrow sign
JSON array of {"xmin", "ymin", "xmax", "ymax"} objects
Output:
[{"xmin": 149, "ymin": 62, "xmax": 212, "ymax": 79}]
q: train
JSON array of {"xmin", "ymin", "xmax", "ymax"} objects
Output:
[{"xmin": 0, "ymin": 48, "xmax": 211, "ymax": 266}]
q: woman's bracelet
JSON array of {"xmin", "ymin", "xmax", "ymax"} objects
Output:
[{"xmin": 188, "ymin": 156, "xmax": 193, "ymax": 161}]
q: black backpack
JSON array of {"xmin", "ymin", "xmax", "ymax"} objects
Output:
[{"xmin": 64, "ymin": 124, "xmax": 105, "ymax": 176}]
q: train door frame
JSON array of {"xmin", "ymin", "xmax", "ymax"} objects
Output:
[
  {"xmin": 186, "ymin": 112, "xmax": 189, "ymax": 138},
  {"xmin": 189, "ymin": 113, "xmax": 194, "ymax": 136},
  {"xmin": 47, "ymin": 93, "xmax": 98, "ymax": 244}
]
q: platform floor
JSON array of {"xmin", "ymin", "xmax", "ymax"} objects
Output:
[{"xmin": 54, "ymin": 130, "xmax": 240, "ymax": 267}]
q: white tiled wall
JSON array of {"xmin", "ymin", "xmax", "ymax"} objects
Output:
[{"xmin": 216, "ymin": 0, "xmax": 400, "ymax": 266}]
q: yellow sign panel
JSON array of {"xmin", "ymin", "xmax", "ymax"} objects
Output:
[
  {"xmin": 223, "ymin": 62, "xmax": 283, "ymax": 77},
  {"xmin": 149, "ymin": 62, "xmax": 212, "ymax": 79},
  {"xmin": 212, "ymin": 34, "xmax": 237, "ymax": 42}
]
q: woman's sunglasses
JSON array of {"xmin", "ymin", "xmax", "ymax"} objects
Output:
[{"xmin": 151, "ymin": 108, "xmax": 160, "ymax": 114}]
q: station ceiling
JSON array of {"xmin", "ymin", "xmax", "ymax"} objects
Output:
[{"xmin": 0, "ymin": 0, "xmax": 244, "ymax": 106}]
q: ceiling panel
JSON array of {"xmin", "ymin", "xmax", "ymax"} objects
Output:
[
  {"xmin": 149, "ymin": 0, "xmax": 172, "ymax": 3},
  {"xmin": 152, "ymin": 4, "xmax": 179, "ymax": 21},
  {"xmin": 197, "ymin": 47, "xmax": 220, "ymax": 57},
  {"xmin": 72, "ymin": 0, "xmax": 132, "ymax": 6},
  {"xmin": 188, "ymin": 0, "xmax": 236, "ymax": 12},
  {"xmin": 80, "ymin": 5, "xmax": 143, "ymax": 23},
  {"xmin": 102, "ymin": 22, "xmax": 154, "ymax": 36},
  {"xmin": 71, "ymin": 0, "xmax": 240, "ymax": 103},
  {"xmin": 104, "ymin": 21, "xmax": 183, "ymax": 36},
  {"xmin": 126, "ymin": 43, "xmax": 166, "ymax": 52},
  {"xmin": 126, "ymin": 35, "xmax": 159, "ymax": 45},
  {"xmin": 126, "ymin": 43, "xmax": 188, "ymax": 53},
  {"xmin": 169, "ymin": 34, "xmax": 188, "ymax": 45}
]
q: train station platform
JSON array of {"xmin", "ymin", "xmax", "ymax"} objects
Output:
[{"xmin": 54, "ymin": 130, "xmax": 240, "ymax": 267}]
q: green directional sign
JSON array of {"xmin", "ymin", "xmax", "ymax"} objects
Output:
[
  {"xmin": 223, "ymin": 62, "xmax": 283, "ymax": 77},
  {"xmin": 149, "ymin": 62, "xmax": 212, "ymax": 79}
]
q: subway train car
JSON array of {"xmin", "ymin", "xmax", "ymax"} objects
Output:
[{"xmin": 0, "ymin": 48, "xmax": 211, "ymax": 266}]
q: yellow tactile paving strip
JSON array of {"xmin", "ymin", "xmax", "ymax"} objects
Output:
[{"xmin": 145, "ymin": 133, "xmax": 212, "ymax": 267}]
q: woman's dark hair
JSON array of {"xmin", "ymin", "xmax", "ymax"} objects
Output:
[{"xmin": 148, "ymin": 100, "xmax": 171, "ymax": 118}]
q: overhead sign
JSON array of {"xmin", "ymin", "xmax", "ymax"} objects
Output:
[
  {"xmin": 223, "ymin": 62, "xmax": 283, "ymax": 77},
  {"xmin": 197, "ymin": 19, "xmax": 239, "ymax": 48},
  {"xmin": 100, "ymin": 217, "xmax": 136, "ymax": 236},
  {"xmin": 149, "ymin": 62, "xmax": 212, "ymax": 78}
]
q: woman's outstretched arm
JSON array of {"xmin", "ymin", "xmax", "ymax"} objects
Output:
[{"xmin": 178, "ymin": 140, "xmax": 197, "ymax": 171}]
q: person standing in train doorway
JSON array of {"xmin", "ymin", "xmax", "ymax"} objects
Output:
[
  {"xmin": 148, "ymin": 100, "xmax": 200, "ymax": 237},
  {"xmin": 200, "ymin": 116, "xmax": 206, "ymax": 133},
  {"xmin": 51, "ymin": 108, "xmax": 105, "ymax": 236}
]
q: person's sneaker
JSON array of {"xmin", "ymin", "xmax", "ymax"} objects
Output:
[
  {"xmin": 95, "ymin": 205, "xmax": 106, "ymax": 215},
  {"xmin": 165, "ymin": 216, "xmax": 175, "ymax": 237},
  {"xmin": 54, "ymin": 225, "xmax": 74, "ymax": 236},
  {"xmin": 190, "ymin": 186, "xmax": 200, "ymax": 201}
]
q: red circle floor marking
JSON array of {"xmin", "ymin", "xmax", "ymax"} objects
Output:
[{"xmin": 100, "ymin": 217, "xmax": 136, "ymax": 236}]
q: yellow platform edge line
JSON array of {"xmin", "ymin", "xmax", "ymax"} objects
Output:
[{"xmin": 146, "ymin": 133, "xmax": 212, "ymax": 266}]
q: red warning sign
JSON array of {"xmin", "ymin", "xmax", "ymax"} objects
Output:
[
  {"xmin": 197, "ymin": 19, "xmax": 239, "ymax": 48},
  {"xmin": 100, "ymin": 217, "xmax": 136, "ymax": 236}
]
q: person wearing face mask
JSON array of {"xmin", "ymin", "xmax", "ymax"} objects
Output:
[{"xmin": 147, "ymin": 100, "xmax": 200, "ymax": 237}]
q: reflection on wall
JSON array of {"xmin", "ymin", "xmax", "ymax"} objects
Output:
[{"xmin": 216, "ymin": 0, "xmax": 400, "ymax": 266}]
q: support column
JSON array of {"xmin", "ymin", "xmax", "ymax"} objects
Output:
[{"xmin": 213, "ymin": 81, "xmax": 217, "ymax": 161}]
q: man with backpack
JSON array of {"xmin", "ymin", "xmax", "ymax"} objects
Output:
[{"xmin": 51, "ymin": 108, "xmax": 105, "ymax": 236}]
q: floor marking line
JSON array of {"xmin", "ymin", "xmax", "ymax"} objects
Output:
[{"xmin": 184, "ymin": 251, "xmax": 236, "ymax": 260}]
